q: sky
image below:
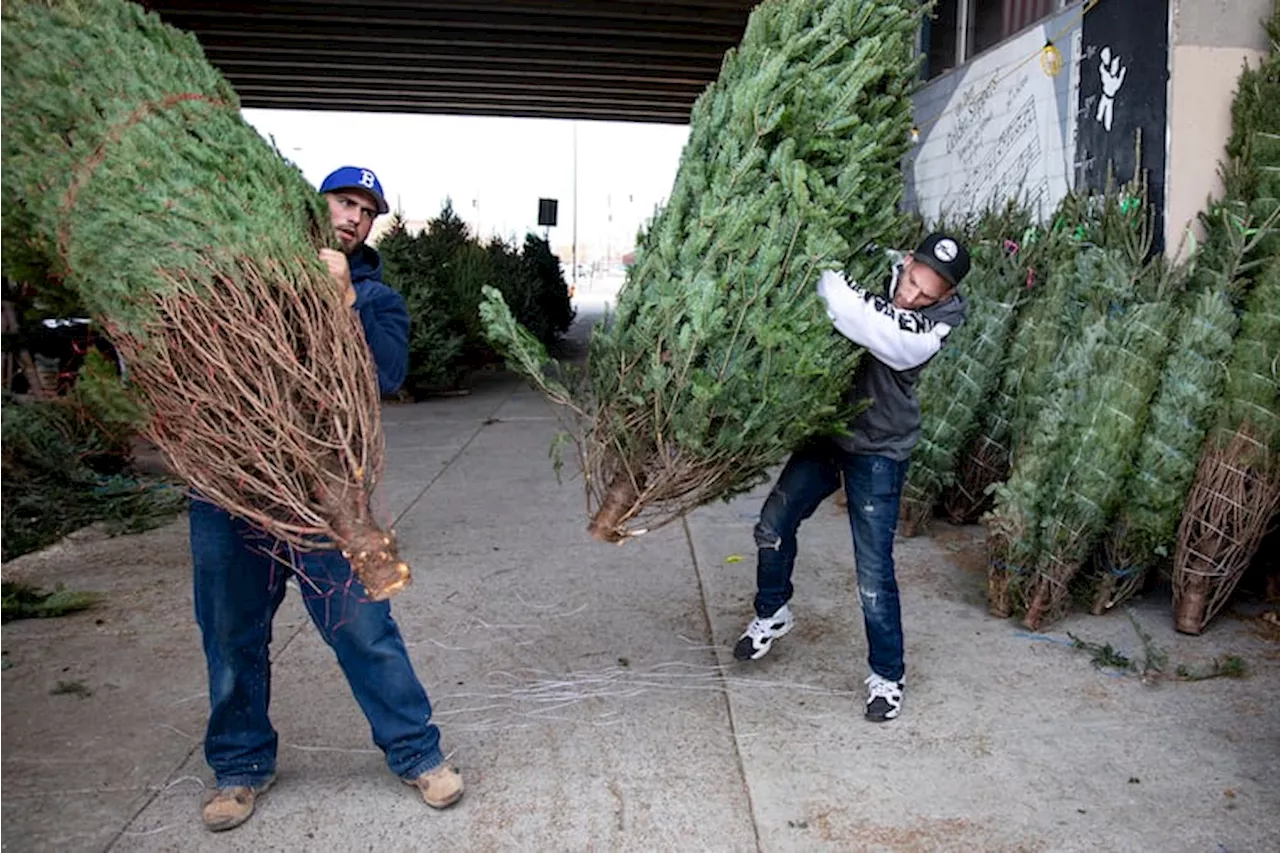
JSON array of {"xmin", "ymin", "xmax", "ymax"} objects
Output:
[{"xmin": 242, "ymin": 110, "xmax": 691, "ymax": 262}]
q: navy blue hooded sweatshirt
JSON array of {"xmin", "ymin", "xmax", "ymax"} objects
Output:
[{"xmin": 347, "ymin": 244, "xmax": 410, "ymax": 394}]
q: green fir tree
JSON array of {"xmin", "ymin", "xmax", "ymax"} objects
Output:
[
  {"xmin": 3, "ymin": 0, "xmax": 410, "ymax": 597},
  {"xmin": 985, "ymin": 185, "xmax": 1155, "ymax": 619},
  {"xmin": 483, "ymin": 0, "xmax": 922, "ymax": 539},
  {"xmin": 900, "ymin": 202, "xmax": 1042, "ymax": 535},
  {"xmin": 1092, "ymin": 4, "xmax": 1280, "ymax": 613}
]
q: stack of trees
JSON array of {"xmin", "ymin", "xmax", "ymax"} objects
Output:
[
  {"xmin": 927, "ymin": 4, "xmax": 1278, "ymax": 631},
  {"xmin": 899, "ymin": 201, "xmax": 1047, "ymax": 536},
  {"xmin": 2, "ymin": 354, "xmax": 182, "ymax": 561},
  {"xmin": 1169, "ymin": 3, "xmax": 1280, "ymax": 634},
  {"xmin": 979, "ymin": 184, "xmax": 1164, "ymax": 625},
  {"xmin": 378, "ymin": 203, "xmax": 574, "ymax": 396}
]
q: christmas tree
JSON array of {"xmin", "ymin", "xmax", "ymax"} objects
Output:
[
  {"xmin": 942, "ymin": 192, "xmax": 1107, "ymax": 525},
  {"xmin": 1167, "ymin": 1, "xmax": 1280, "ymax": 630},
  {"xmin": 1088, "ymin": 211, "xmax": 1271, "ymax": 614},
  {"xmin": 899, "ymin": 202, "xmax": 1041, "ymax": 536},
  {"xmin": 483, "ymin": 0, "xmax": 921, "ymax": 539},
  {"xmin": 984, "ymin": 185, "xmax": 1154, "ymax": 619},
  {"xmin": 1173, "ymin": 255, "xmax": 1280, "ymax": 633},
  {"xmin": 1086, "ymin": 5, "xmax": 1278, "ymax": 617},
  {"xmin": 2, "ymin": 0, "xmax": 408, "ymax": 597},
  {"xmin": 1019, "ymin": 257, "xmax": 1182, "ymax": 629},
  {"xmin": 377, "ymin": 214, "xmax": 469, "ymax": 393},
  {"xmin": 984, "ymin": 278, "xmax": 1109, "ymax": 617}
]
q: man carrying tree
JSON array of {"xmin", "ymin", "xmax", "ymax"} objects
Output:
[
  {"xmin": 193, "ymin": 166, "xmax": 463, "ymax": 832},
  {"xmin": 733, "ymin": 233, "xmax": 970, "ymax": 723}
]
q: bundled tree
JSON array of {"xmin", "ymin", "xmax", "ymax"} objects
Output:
[
  {"xmin": 1173, "ymin": 256, "xmax": 1280, "ymax": 633},
  {"xmin": 2, "ymin": 0, "xmax": 408, "ymax": 597},
  {"xmin": 984, "ymin": 185, "xmax": 1155, "ymax": 618},
  {"xmin": 1018, "ymin": 257, "xmax": 1182, "ymax": 629},
  {"xmin": 943, "ymin": 192, "xmax": 1108, "ymax": 524},
  {"xmin": 942, "ymin": 202, "xmax": 1080, "ymax": 522},
  {"xmin": 483, "ymin": 0, "xmax": 922, "ymax": 540},
  {"xmin": 1222, "ymin": 0, "xmax": 1280, "ymax": 254},
  {"xmin": 984, "ymin": 281, "xmax": 1109, "ymax": 616},
  {"xmin": 1088, "ymin": 4, "xmax": 1278, "ymax": 615},
  {"xmin": 899, "ymin": 202, "xmax": 1041, "ymax": 536},
  {"xmin": 1167, "ymin": 1, "xmax": 1280, "ymax": 630},
  {"xmin": 1089, "ymin": 216, "xmax": 1274, "ymax": 614}
]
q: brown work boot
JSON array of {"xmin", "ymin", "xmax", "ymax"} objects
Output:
[
  {"xmin": 406, "ymin": 764, "xmax": 464, "ymax": 809},
  {"xmin": 201, "ymin": 776, "xmax": 274, "ymax": 832}
]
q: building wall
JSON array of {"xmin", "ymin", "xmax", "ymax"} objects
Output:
[
  {"xmin": 1165, "ymin": 0, "xmax": 1272, "ymax": 255},
  {"xmin": 907, "ymin": 0, "xmax": 1273, "ymax": 258},
  {"xmin": 905, "ymin": 4, "xmax": 1083, "ymax": 224},
  {"xmin": 1075, "ymin": 0, "xmax": 1171, "ymax": 249}
]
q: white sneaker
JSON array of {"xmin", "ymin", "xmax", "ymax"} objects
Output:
[
  {"xmin": 864, "ymin": 672, "xmax": 903, "ymax": 722},
  {"xmin": 733, "ymin": 605, "xmax": 794, "ymax": 661}
]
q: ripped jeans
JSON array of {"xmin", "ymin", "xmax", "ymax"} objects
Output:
[{"xmin": 753, "ymin": 439, "xmax": 910, "ymax": 681}]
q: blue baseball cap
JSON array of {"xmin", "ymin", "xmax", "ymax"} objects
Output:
[{"xmin": 319, "ymin": 166, "xmax": 389, "ymax": 215}]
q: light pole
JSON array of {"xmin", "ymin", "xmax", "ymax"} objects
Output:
[{"xmin": 571, "ymin": 121, "xmax": 578, "ymax": 290}]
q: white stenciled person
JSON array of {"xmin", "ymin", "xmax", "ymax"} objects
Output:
[{"xmin": 1096, "ymin": 46, "xmax": 1127, "ymax": 131}]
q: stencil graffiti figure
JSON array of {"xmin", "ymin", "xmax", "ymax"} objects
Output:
[{"xmin": 1096, "ymin": 46, "xmax": 1127, "ymax": 131}]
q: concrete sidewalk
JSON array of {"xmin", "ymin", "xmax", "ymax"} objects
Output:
[{"xmin": 3, "ymin": 309, "xmax": 1278, "ymax": 852}]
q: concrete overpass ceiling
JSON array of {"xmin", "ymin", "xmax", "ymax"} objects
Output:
[{"xmin": 145, "ymin": 1, "xmax": 758, "ymax": 123}]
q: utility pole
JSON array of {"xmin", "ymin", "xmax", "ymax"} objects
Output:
[{"xmin": 572, "ymin": 122, "xmax": 578, "ymax": 289}]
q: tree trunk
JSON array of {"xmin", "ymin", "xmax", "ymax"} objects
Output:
[
  {"xmin": 1173, "ymin": 584, "xmax": 1208, "ymax": 635},
  {"xmin": 588, "ymin": 472, "xmax": 640, "ymax": 543}
]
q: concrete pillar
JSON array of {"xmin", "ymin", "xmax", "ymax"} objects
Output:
[{"xmin": 1165, "ymin": 0, "xmax": 1272, "ymax": 256}]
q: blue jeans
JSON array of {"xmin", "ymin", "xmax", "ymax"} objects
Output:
[
  {"xmin": 753, "ymin": 439, "xmax": 910, "ymax": 682},
  {"xmin": 190, "ymin": 499, "xmax": 444, "ymax": 787}
]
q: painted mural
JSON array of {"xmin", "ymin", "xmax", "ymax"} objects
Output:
[
  {"xmin": 1076, "ymin": 0, "xmax": 1170, "ymax": 247},
  {"xmin": 905, "ymin": 4, "xmax": 1083, "ymax": 224}
]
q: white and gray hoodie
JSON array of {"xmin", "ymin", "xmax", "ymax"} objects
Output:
[{"xmin": 816, "ymin": 259, "xmax": 968, "ymax": 460}]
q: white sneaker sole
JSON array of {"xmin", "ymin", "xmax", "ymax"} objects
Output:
[{"xmin": 736, "ymin": 618, "xmax": 794, "ymax": 661}]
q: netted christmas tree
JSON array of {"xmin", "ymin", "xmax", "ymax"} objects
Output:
[
  {"xmin": 983, "ymin": 287, "xmax": 1108, "ymax": 616},
  {"xmin": 1018, "ymin": 262, "xmax": 1182, "ymax": 630},
  {"xmin": 1172, "ymin": 255, "xmax": 1280, "ymax": 633},
  {"xmin": 984, "ymin": 184, "xmax": 1156, "ymax": 620},
  {"xmin": 2, "ymin": 0, "xmax": 408, "ymax": 598},
  {"xmin": 1172, "ymin": 1, "xmax": 1280, "ymax": 630},
  {"xmin": 1088, "ymin": 217, "xmax": 1273, "ymax": 614},
  {"xmin": 942, "ymin": 191, "xmax": 1111, "ymax": 525},
  {"xmin": 1222, "ymin": 0, "xmax": 1280, "ymax": 254},
  {"xmin": 1087, "ymin": 4, "xmax": 1279, "ymax": 617},
  {"xmin": 483, "ymin": 0, "xmax": 921, "ymax": 540},
  {"xmin": 899, "ymin": 201, "xmax": 1042, "ymax": 536}
]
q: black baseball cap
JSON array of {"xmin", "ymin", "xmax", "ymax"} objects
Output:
[{"xmin": 912, "ymin": 232, "xmax": 970, "ymax": 288}]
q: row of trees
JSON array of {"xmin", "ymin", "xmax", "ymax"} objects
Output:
[{"xmin": 378, "ymin": 204, "xmax": 575, "ymax": 396}]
